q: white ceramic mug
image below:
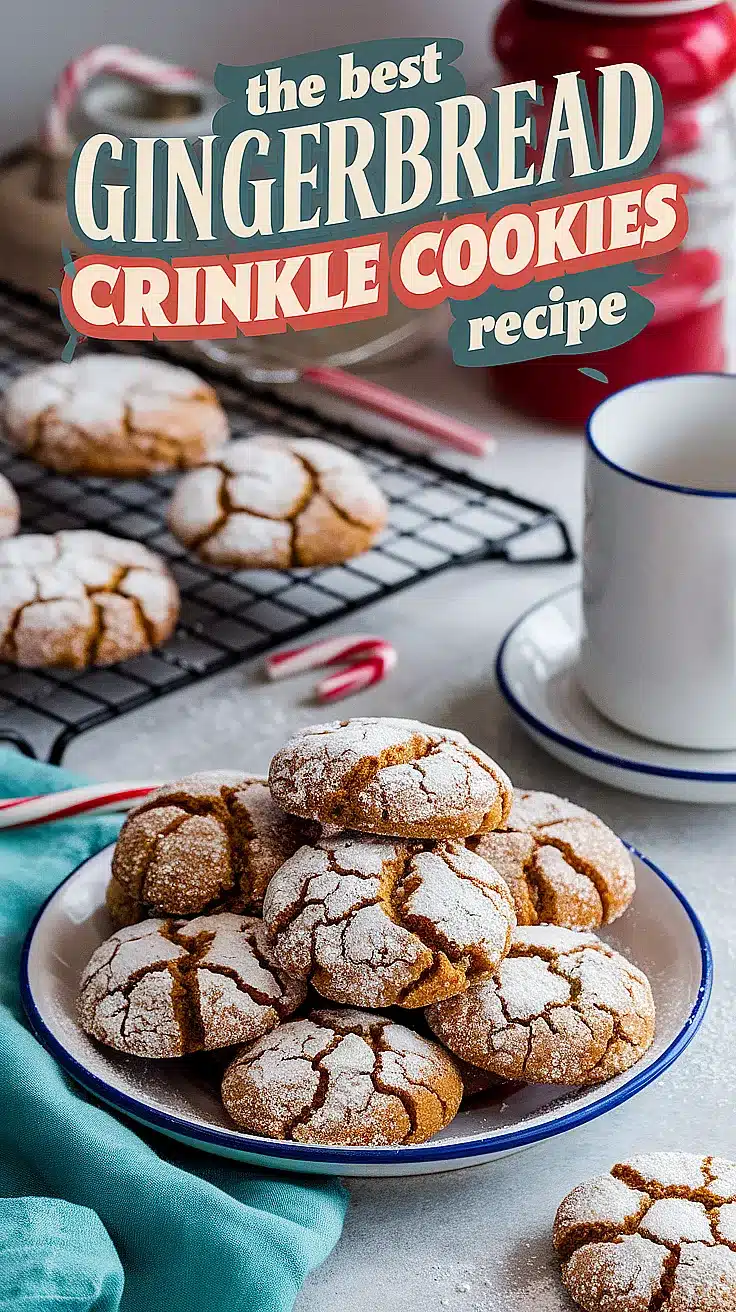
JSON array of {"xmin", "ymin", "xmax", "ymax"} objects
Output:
[{"xmin": 579, "ymin": 373, "xmax": 736, "ymax": 750}]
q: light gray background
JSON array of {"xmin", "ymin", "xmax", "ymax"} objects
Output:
[
  {"xmin": 64, "ymin": 347, "xmax": 736, "ymax": 1312},
  {"xmin": 3, "ymin": 3, "xmax": 498, "ymax": 155}
]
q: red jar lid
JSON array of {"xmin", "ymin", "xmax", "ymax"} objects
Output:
[{"xmin": 535, "ymin": 0, "xmax": 721, "ymax": 14}]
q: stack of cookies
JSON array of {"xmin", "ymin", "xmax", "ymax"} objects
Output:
[{"xmin": 77, "ymin": 715, "xmax": 656, "ymax": 1148}]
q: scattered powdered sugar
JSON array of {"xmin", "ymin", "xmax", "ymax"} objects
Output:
[{"xmin": 0, "ymin": 471, "xmax": 20, "ymax": 539}]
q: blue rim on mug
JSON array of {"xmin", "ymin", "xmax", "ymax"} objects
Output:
[
  {"xmin": 496, "ymin": 585, "xmax": 736, "ymax": 783},
  {"xmin": 586, "ymin": 373, "xmax": 736, "ymax": 500},
  {"xmin": 20, "ymin": 844, "xmax": 712, "ymax": 1167}
]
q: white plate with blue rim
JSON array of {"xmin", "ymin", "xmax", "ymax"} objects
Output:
[
  {"xmin": 21, "ymin": 839, "xmax": 710, "ymax": 1177},
  {"xmin": 497, "ymin": 585, "xmax": 736, "ymax": 805}
]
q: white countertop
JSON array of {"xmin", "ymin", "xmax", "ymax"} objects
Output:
[{"xmin": 65, "ymin": 347, "xmax": 736, "ymax": 1312}]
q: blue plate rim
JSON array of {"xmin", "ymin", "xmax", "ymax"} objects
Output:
[
  {"xmin": 496, "ymin": 584, "xmax": 736, "ymax": 784},
  {"xmin": 20, "ymin": 845, "xmax": 712, "ymax": 1167}
]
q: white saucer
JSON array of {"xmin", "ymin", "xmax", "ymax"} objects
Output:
[
  {"xmin": 21, "ymin": 841, "xmax": 710, "ymax": 1177},
  {"xmin": 496, "ymin": 585, "xmax": 736, "ymax": 804}
]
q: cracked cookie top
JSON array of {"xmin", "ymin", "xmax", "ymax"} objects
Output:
[
  {"xmin": 220, "ymin": 1007, "xmax": 463, "ymax": 1146},
  {"xmin": 554, "ymin": 1154, "xmax": 736, "ymax": 1312},
  {"xmin": 167, "ymin": 434, "xmax": 388, "ymax": 568},
  {"xmin": 268, "ymin": 717, "xmax": 513, "ymax": 839},
  {"xmin": 0, "ymin": 530, "xmax": 179, "ymax": 669},
  {"xmin": 107, "ymin": 770, "xmax": 317, "ymax": 927},
  {"xmin": 78, "ymin": 913, "xmax": 306, "ymax": 1058},
  {"xmin": 2, "ymin": 355, "xmax": 229, "ymax": 476},
  {"xmin": 0, "ymin": 473, "xmax": 19, "ymax": 540},
  {"xmin": 467, "ymin": 790, "xmax": 635, "ymax": 930},
  {"xmin": 425, "ymin": 925, "xmax": 655, "ymax": 1086},
  {"xmin": 262, "ymin": 832, "xmax": 516, "ymax": 1009}
]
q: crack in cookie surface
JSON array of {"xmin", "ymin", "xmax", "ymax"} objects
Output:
[
  {"xmin": 108, "ymin": 770, "xmax": 317, "ymax": 926},
  {"xmin": 468, "ymin": 790, "xmax": 635, "ymax": 930},
  {"xmin": 425, "ymin": 925, "xmax": 655, "ymax": 1085},
  {"xmin": 268, "ymin": 717, "xmax": 513, "ymax": 839},
  {"xmin": 554, "ymin": 1155, "xmax": 736, "ymax": 1312},
  {"xmin": 220, "ymin": 1007, "xmax": 463, "ymax": 1146},
  {"xmin": 262, "ymin": 831, "xmax": 516, "ymax": 1009},
  {"xmin": 78, "ymin": 913, "xmax": 306, "ymax": 1058}
]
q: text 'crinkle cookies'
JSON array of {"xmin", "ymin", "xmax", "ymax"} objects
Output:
[
  {"xmin": 167, "ymin": 434, "xmax": 388, "ymax": 568},
  {"xmin": 0, "ymin": 472, "xmax": 19, "ymax": 539},
  {"xmin": 2, "ymin": 355, "xmax": 229, "ymax": 476},
  {"xmin": 554, "ymin": 1153, "xmax": 736, "ymax": 1312},
  {"xmin": 221, "ymin": 1007, "xmax": 463, "ymax": 1146},
  {"xmin": 262, "ymin": 832, "xmax": 516, "ymax": 1008},
  {"xmin": 78, "ymin": 914, "xmax": 306, "ymax": 1058},
  {"xmin": 426, "ymin": 925, "xmax": 655, "ymax": 1085},
  {"xmin": 467, "ymin": 789, "xmax": 635, "ymax": 929},
  {"xmin": 107, "ymin": 770, "xmax": 317, "ymax": 927},
  {"xmin": 268, "ymin": 717, "xmax": 513, "ymax": 839},
  {"xmin": 0, "ymin": 531, "xmax": 179, "ymax": 669}
]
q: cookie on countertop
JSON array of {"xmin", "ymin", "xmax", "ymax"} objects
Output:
[
  {"xmin": 262, "ymin": 831, "xmax": 516, "ymax": 1009},
  {"xmin": 78, "ymin": 913, "xmax": 306, "ymax": 1058},
  {"xmin": 426, "ymin": 925, "xmax": 655, "ymax": 1086},
  {"xmin": 268, "ymin": 717, "xmax": 513, "ymax": 839},
  {"xmin": 467, "ymin": 789, "xmax": 635, "ymax": 929},
  {"xmin": 0, "ymin": 472, "xmax": 19, "ymax": 539},
  {"xmin": 221, "ymin": 1007, "xmax": 463, "ymax": 1146},
  {"xmin": 107, "ymin": 770, "xmax": 318, "ymax": 927},
  {"xmin": 167, "ymin": 433, "xmax": 388, "ymax": 568},
  {"xmin": 2, "ymin": 355, "xmax": 229, "ymax": 476},
  {"xmin": 554, "ymin": 1153, "xmax": 736, "ymax": 1312},
  {"xmin": 0, "ymin": 530, "xmax": 178, "ymax": 669}
]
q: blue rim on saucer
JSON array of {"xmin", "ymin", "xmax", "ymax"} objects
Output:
[
  {"xmin": 496, "ymin": 585, "xmax": 736, "ymax": 784},
  {"xmin": 20, "ymin": 850, "xmax": 712, "ymax": 1168}
]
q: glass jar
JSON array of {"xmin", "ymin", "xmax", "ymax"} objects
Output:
[{"xmin": 489, "ymin": 0, "xmax": 736, "ymax": 426}]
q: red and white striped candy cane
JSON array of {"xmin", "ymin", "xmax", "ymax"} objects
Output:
[
  {"xmin": 41, "ymin": 45, "xmax": 202, "ymax": 157},
  {"xmin": 265, "ymin": 634, "xmax": 397, "ymax": 704},
  {"xmin": 0, "ymin": 781, "xmax": 159, "ymax": 830}
]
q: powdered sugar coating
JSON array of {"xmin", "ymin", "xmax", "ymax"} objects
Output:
[
  {"xmin": 3, "ymin": 355, "xmax": 228, "ymax": 476},
  {"xmin": 426, "ymin": 925, "xmax": 655, "ymax": 1085},
  {"xmin": 269, "ymin": 717, "xmax": 513, "ymax": 839},
  {"xmin": 468, "ymin": 789, "xmax": 635, "ymax": 929},
  {"xmin": 263, "ymin": 831, "xmax": 516, "ymax": 1009},
  {"xmin": 107, "ymin": 769, "xmax": 317, "ymax": 926},
  {"xmin": 0, "ymin": 472, "xmax": 19, "ymax": 539},
  {"xmin": 554, "ymin": 1154, "xmax": 736, "ymax": 1312},
  {"xmin": 220, "ymin": 1006, "xmax": 463, "ymax": 1145},
  {"xmin": 0, "ymin": 530, "xmax": 178, "ymax": 668},
  {"xmin": 167, "ymin": 433, "xmax": 388, "ymax": 568},
  {"xmin": 78, "ymin": 913, "xmax": 305, "ymax": 1058}
]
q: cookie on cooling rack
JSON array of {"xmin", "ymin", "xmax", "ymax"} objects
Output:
[
  {"xmin": 426, "ymin": 925, "xmax": 655, "ymax": 1086},
  {"xmin": 167, "ymin": 433, "xmax": 388, "ymax": 568},
  {"xmin": 262, "ymin": 831, "xmax": 516, "ymax": 1009},
  {"xmin": 0, "ymin": 530, "xmax": 178, "ymax": 669},
  {"xmin": 554, "ymin": 1153, "xmax": 736, "ymax": 1312},
  {"xmin": 0, "ymin": 472, "xmax": 19, "ymax": 539},
  {"xmin": 107, "ymin": 770, "xmax": 318, "ymax": 927},
  {"xmin": 2, "ymin": 355, "xmax": 229, "ymax": 476},
  {"xmin": 268, "ymin": 717, "xmax": 513, "ymax": 839},
  {"xmin": 221, "ymin": 1007, "xmax": 463, "ymax": 1146},
  {"xmin": 467, "ymin": 790, "xmax": 635, "ymax": 930},
  {"xmin": 78, "ymin": 913, "xmax": 306, "ymax": 1058}
]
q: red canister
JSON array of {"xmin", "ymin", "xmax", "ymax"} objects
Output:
[{"xmin": 490, "ymin": 0, "xmax": 736, "ymax": 425}]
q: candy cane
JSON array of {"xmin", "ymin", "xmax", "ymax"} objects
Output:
[
  {"xmin": 0, "ymin": 782, "xmax": 159, "ymax": 830},
  {"xmin": 41, "ymin": 45, "xmax": 202, "ymax": 157},
  {"xmin": 265, "ymin": 634, "xmax": 397, "ymax": 704}
]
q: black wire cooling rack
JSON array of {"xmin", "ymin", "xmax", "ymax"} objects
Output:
[{"xmin": 0, "ymin": 285, "xmax": 574, "ymax": 764}]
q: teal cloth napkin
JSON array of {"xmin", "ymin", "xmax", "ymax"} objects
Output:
[{"xmin": 0, "ymin": 749, "xmax": 346, "ymax": 1312}]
